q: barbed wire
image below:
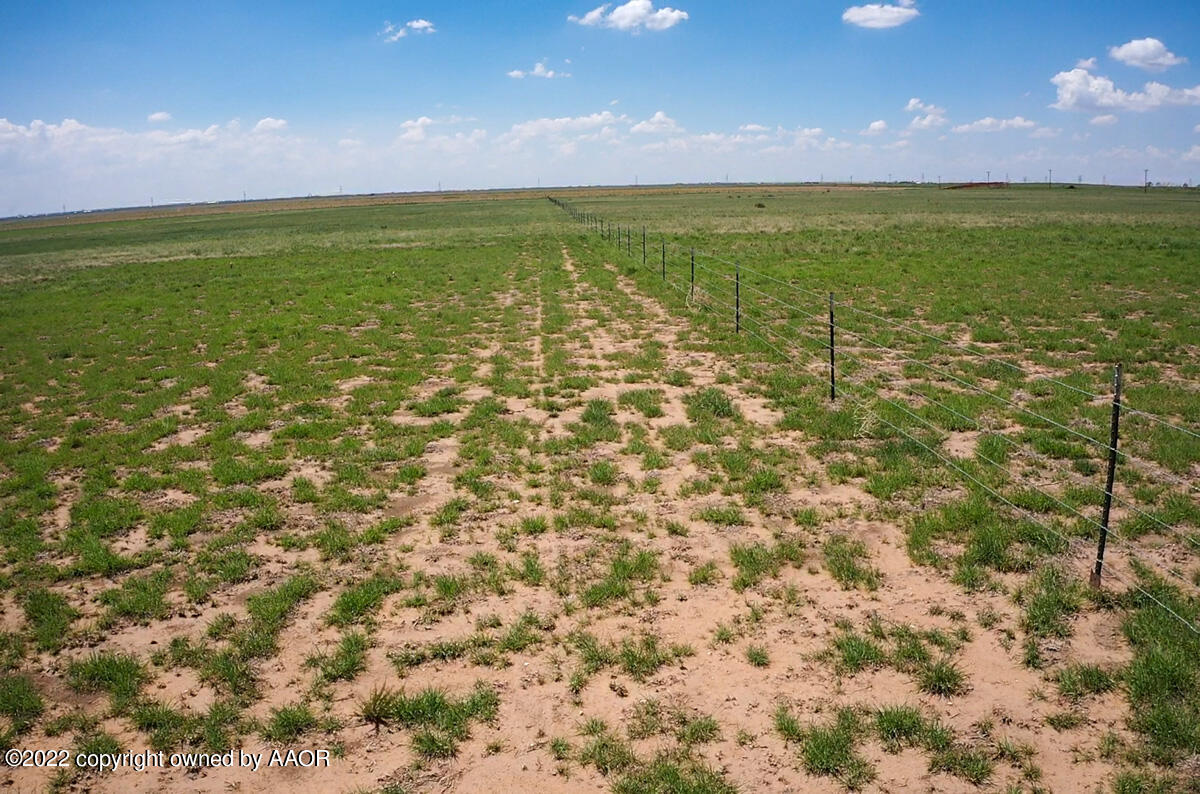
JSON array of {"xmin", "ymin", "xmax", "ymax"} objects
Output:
[
  {"xmin": 553, "ymin": 196, "xmax": 1200, "ymax": 636},
  {"xmin": 565, "ymin": 199, "xmax": 1199, "ymax": 444}
]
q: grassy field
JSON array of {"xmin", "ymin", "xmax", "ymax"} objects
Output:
[{"xmin": 0, "ymin": 185, "xmax": 1197, "ymax": 793}]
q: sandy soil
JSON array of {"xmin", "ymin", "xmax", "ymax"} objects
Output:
[{"xmin": 3, "ymin": 240, "xmax": 1148, "ymax": 794}]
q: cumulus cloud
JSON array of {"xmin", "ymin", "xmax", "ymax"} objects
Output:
[
  {"xmin": 842, "ymin": 0, "xmax": 918, "ymax": 29},
  {"xmin": 1076, "ymin": 57, "xmax": 1097, "ymax": 70},
  {"xmin": 1030, "ymin": 127, "xmax": 1060, "ymax": 139},
  {"xmin": 1195, "ymin": 123, "xmax": 1200, "ymax": 133},
  {"xmin": 860, "ymin": 120, "xmax": 888, "ymax": 135},
  {"xmin": 381, "ymin": 19, "xmax": 436, "ymax": 42},
  {"xmin": 252, "ymin": 117, "xmax": 288, "ymax": 134},
  {"xmin": 904, "ymin": 97, "xmax": 946, "ymax": 130},
  {"xmin": 394, "ymin": 117, "xmax": 487, "ymax": 154},
  {"xmin": 1050, "ymin": 68, "xmax": 1200, "ymax": 112},
  {"xmin": 1090, "ymin": 114, "xmax": 1118, "ymax": 126},
  {"xmin": 1184, "ymin": 145, "xmax": 1200, "ymax": 162},
  {"xmin": 1108, "ymin": 38, "xmax": 1186, "ymax": 72},
  {"xmin": 739, "ymin": 123, "xmax": 769, "ymax": 132},
  {"xmin": 398, "ymin": 116, "xmax": 434, "ymax": 142},
  {"xmin": 569, "ymin": 0, "xmax": 688, "ymax": 32},
  {"xmin": 147, "ymin": 111, "xmax": 171, "ymax": 123},
  {"xmin": 631, "ymin": 110, "xmax": 681, "ymax": 134},
  {"xmin": 951, "ymin": 116, "xmax": 1036, "ymax": 133},
  {"xmin": 500, "ymin": 111, "xmax": 627, "ymax": 151},
  {"xmin": 507, "ymin": 61, "xmax": 569, "ymax": 79}
]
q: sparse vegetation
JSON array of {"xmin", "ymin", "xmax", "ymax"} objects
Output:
[{"xmin": 1, "ymin": 186, "xmax": 1196, "ymax": 790}]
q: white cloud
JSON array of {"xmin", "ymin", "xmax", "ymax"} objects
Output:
[
  {"xmin": 395, "ymin": 117, "xmax": 487, "ymax": 154},
  {"xmin": 508, "ymin": 61, "xmax": 569, "ymax": 79},
  {"xmin": 904, "ymin": 97, "xmax": 938, "ymax": 113},
  {"xmin": 1184, "ymin": 145, "xmax": 1200, "ymax": 162},
  {"xmin": 1075, "ymin": 57, "xmax": 1097, "ymax": 70},
  {"xmin": 398, "ymin": 116, "xmax": 434, "ymax": 142},
  {"xmin": 1090, "ymin": 114, "xmax": 1118, "ymax": 126},
  {"xmin": 147, "ymin": 111, "xmax": 171, "ymax": 123},
  {"xmin": 1108, "ymin": 38, "xmax": 1186, "ymax": 72},
  {"xmin": 1195, "ymin": 123, "xmax": 1200, "ymax": 133},
  {"xmin": 951, "ymin": 116, "xmax": 1036, "ymax": 133},
  {"xmin": 501, "ymin": 111, "xmax": 627, "ymax": 150},
  {"xmin": 842, "ymin": 0, "xmax": 918, "ymax": 29},
  {"xmin": 738, "ymin": 123, "xmax": 769, "ymax": 132},
  {"xmin": 904, "ymin": 97, "xmax": 946, "ymax": 130},
  {"xmin": 860, "ymin": 120, "xmax": 888, "ymax": 135},
  {"xmin": 1050, "ymin": 68, "xmax": 1200, "ymax": 112},
  {"xmin": 1030, "ymin": 127, "xmax": 1060, "ymax": 139},
  {"xmin": 252, "ymin": 117, "xmax": 288, "ymax": 134},
  {"xmin": 631, "ymin": 110, "xmax": 681, "ymax": 134},
  {"xmin": 381, "ymin": 18, "xmax": 437, "ymax": 42},
  {"xmin": 569, "ymin": 0, "xmax": 688, "ymax": 32}
]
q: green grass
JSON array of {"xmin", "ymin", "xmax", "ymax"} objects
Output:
[
  {"xmin": 357, "ymin": 681, "xmax": 498, "ymax": 758},
  {"xmin": 729, "ymin": 536, "xmax": 804, "ymax": 591},
  {"xmin": 874, "ymin": 706, "xmax": 928, "ymax": 753},
  {"xmin": 823, "ymin": 535, "xmax": 881, "ymax": 591},
  {"xmin": 99, "ymin": 568, "xmax": 174, "ymax": 623},
  {"xmin": 776, "ymin": 706, "xmax": 875, "ymax": 790},
  {"xmin": 1056, "ymin": 663, "xmax": 1117, "ymax": 701},
  {"xmin": 2, "ymin": 185, "xmax": 1199, "ymax": 788},
  {"xmin": 67, "ymin": 651, "xmax": 147, "ymax": 710},
  {"xmin": 0, "ymin": 674, "xmax": 44, "ymax": 741},
  {"xmin": 580, "ymin": 543, "xmax": 658, "ymax": 608},
  {"xmin": 1019, "ymin": 565, "xmax": 1085, "ymax": 640},
  {"xmin": 696, "ymin": 503, "xmax": 745, "ymax": 526},
  {"xmin": 328, "ymin": 574, "xmax": 404, "ymax": 626},
  {"xmin": 262, "ymin": 702, "xmax": 319, "ymax": 743},
  {"xmin": 307, "ymin": 631, "xmax": 369, "ymax": 683},
  {"xmin": 23, "ymin": 588, "xmax": 79, "ymax": 652},
  {"xmin": 688, "ymin": 561, "xmax": 721, "ymax": 586},
  {"xmin": 832, "ymin": 630, "xmax": 887, "ymax": 673}
]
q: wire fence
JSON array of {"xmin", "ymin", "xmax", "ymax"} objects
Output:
[{"xmin": 548, "ymin": 196, "xmax": 1200, "ymax": 636}]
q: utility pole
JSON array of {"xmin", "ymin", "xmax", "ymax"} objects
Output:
[
  {"xmin": 1144, "ymin": 169, "xmax": 1149, "ymax": 193},
  {"xmin": 986, "ymin": 170, "xmax": 990, "ymax": 184},
  {"xmin": 1048, "ymin": 169, "xmax": 1052, "ymax": 189}
]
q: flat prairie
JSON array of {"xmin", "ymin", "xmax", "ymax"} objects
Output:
[{"xmin": 0, "ymin": 185, "xmax": 1197, "ymax": 793}]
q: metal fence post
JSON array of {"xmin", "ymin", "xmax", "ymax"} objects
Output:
[
  {"xmin": 690, "ymin": 248, "xmax": 695, "ymax": 300},
  {"xmin": 661, "ymin": 237, "xmax": 665, "ymax": 279},
  {"xmin": 642, "ymin": 227, "xmax": 646, "ymax": 266},
  {"xmin": 1090, "ymin": 363, "xmax": 1123, "ymax": 588},
  {"xmin": 829, "ymin": 293, "xmax": 836, "ymax": 401},
  {"xmin": 735, "ymin": 263, "xmax": 740, "ymax": 334}
]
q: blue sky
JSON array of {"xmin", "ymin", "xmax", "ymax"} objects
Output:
[{"xmin": 2, "ymin": 1, "xmax": 1199, "ymax": 214}]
